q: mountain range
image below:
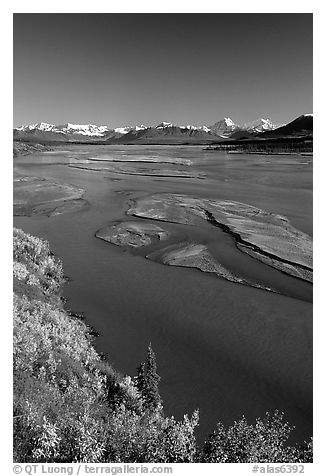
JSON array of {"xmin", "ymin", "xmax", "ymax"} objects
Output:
[{"xmin": 13, "ymin": 115, "xmax": 313, "ymax": 144}]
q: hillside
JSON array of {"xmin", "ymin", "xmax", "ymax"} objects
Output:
[{"xmin": 13, "ymin": 228, "xmax": 313, "ymax": 463}]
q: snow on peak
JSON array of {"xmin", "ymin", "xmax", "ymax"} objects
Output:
[
  {"xmin": 56, "ymin": 123, "xmax": 111, "ymax": 136},
  {"xmin": 16, "ymin": 116, "xmax": 308, "ymax": 138},
  {"xmin": 181, "ymin": 124, "xmax": 197, "ymax": 130},
  {"xmin": 224, "ymin": 117, "xmax": 236, "ymax": 127},
  {"xmin": 114, "ymin": 126, "xmax": 133, "ymax": 134},
  {"xmin": 34, "ymin": 122, "xmax": 54, "ymax": 131},
  {"xmin": 156, "ymin": 122, "xmax": 174, "ymax": 129},
  {"xmin": 209, "ymin": 117, "xmax": 239, "ymax": 135},
  {"xmin": 15, "ymin": 121, "xmax": 149, "ymax": 137},
  {"xmin": 181, "ymin": 124, "xmax": 211, "ymax": 133},
  {"xmin": 15, "ymin": 122, "xmax": 56, "ymax": 132},
  {"xmin": 15, "ymin": 122, "xmax": 112, "ymax": 136},
  {"xmin": 243, "ymin": 118, "xmax": 278, "ymax": 132},
  {"xmin": 114, "ymin": 124, "xmax": 148, "ymax": 134}
]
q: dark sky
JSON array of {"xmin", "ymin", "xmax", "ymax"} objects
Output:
[{"xmin": 13, "ymin": 13, "xmax": 313, "ymax": 127}]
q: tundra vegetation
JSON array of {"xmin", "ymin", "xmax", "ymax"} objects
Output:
[{"xmin": 13, "ymin": 227, "xmax": 313, "ymax": 463}]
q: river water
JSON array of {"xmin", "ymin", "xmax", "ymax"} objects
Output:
[{"xmin": 13, "ymin": 144, "xmax": 313, "ymax": 443}]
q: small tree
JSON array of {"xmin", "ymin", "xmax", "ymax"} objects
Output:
[
  {"xmin": 144, "ymin": 343, "xmax": 161, "ymax": 411},
  {"xmin": 136, "ymin": 343, "xmax": 162, "ymax": 412}
]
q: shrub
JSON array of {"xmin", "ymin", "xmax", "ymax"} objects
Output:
[{"xmin": 201, "ymin": 411, "xmax": 312, "ymax": 463}]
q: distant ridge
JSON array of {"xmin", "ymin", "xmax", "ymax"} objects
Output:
[
  {"xmin": 13, "ymin": 115, "xmax": 312, "ymax": 144},
  {"xmin": 114, "ymin": 122, "xmax": 217, "ymax": 144}
]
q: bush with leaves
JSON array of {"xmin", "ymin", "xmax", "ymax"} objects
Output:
[
  {"xmin": 201, "ymin": 411, "xmax": 313, "ymax": 463},
  {"xmin": 13, "ymin": 227, "xmax": 64, "ymax": 297}
]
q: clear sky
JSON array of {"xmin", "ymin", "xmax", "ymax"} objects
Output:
[{"xmin": 13, "ymin": 13, "xmax": 312, "ymax": 128}]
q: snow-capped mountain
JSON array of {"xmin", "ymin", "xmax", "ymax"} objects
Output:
[
  {"xmin": 13, "ymin": 118, "xmax": 277, "ymax": 139},
  {"xmin": 156, "ymin": 122, "xmax": 174, "ymax": 129},
  {"xmin": 13, "ymin": 114, "xmax": 313, "ymax": 144},
  {"xmin": 208, "ymin": 118, "xmax": 239, "ymax": 136},
  {"xmin": 114, "ymin": 121, "xmax": 216, "ymax": 144},
  {"xmin": 181, "ymin": 124, "xmax": 211, "ymax": 133},
  {"xmin": 243, "ymin": 118, "xmax": 281, "ymax": 133},
  {"xmin": 15, "ymin": 122, "xmax": 112, "ymax": 137},
  {"xmin": 114, "ymin": 125, "xmax": 147, "ymax": 135},
  {"xmin": 155, "ymin": 122, "xmax": 211, "ymax": 132},
  {"xmin": 15, "ymin": 122, "xmax": 60, "ymax": 133},
  {"xmin": 14, "ymin": 122, "xmax": 149, "ymax": 141},
  {"xmin": 56, "ymin": 123, "xmax": 111, "ymax": 136}
]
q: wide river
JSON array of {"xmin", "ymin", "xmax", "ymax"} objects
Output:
[{"xmin": 14, "ymin": 144, "xmax": 312, "ymax": 443}]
